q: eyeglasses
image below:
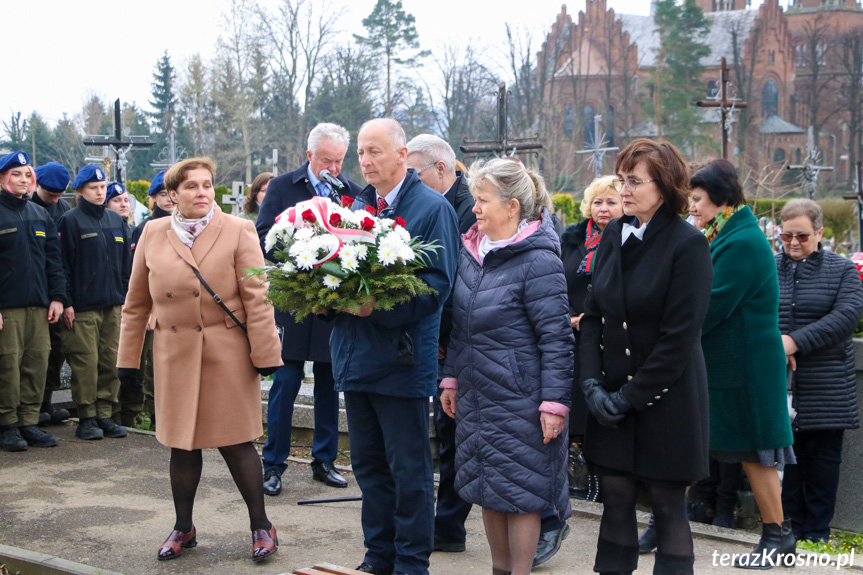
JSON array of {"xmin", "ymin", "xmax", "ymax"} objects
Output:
[
  {"xmin": 779, "ymin": 231, "xmax": 814, "ymax": 242},
  {"xmin": 416, "ymin": 163, "xmax": 436, "ymax": 174},
  {"xmin": 612, "ymin": 178, "xmax": 654, "ymax": 192}
]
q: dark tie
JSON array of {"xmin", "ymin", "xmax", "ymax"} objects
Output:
[{"xmin": 377, "ymin": 197, "xmax": 388, "ymax": 215}]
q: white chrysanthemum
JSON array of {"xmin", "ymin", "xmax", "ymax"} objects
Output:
[
  {"xmin": 393, "ymin": 226, "xmax": 411, "ymax": 243},
  {"xmin": 340, "ymin": 255, "xmax": 359, "ymax": 273},
  {"xmin": 289, "ymin": 240, "xmax": 310, "ymax": 257},
  {"xmin": 323, "ymin": 274, "xmax": 342, "ymax": 290},
  {"xmin": 264, "ymin": 229, "xmax": 279, "ymax": 252},
  {"xmin": 294, "ymin": 227, "xmax": 314, "ymax": 241},
  {"xmin": 398, "ymin": 245, "xmax": 415, "ymax": 262},
  {"xmin": 295, "ymin": 250, "xmax": 316, "ymax": 270},
  {"xmin": 378, "ymin": 218, "xmax": 394, "ymax": 228},
  {"xmin": 378, "ymin": 244, "xmax": 398, "ymax": 266},
  {"xmin": 356, "ymin": 244, "xmax": 369, "ymax": 260},
  {"xmin": 281, "ymin": 260, "xmax": 297, "ymax": 273},
  {"xmin": 340, "ymin": 244, "xmax": 357, "ymax": 259}
]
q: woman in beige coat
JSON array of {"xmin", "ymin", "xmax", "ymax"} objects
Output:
[{"xmin": 117, "ymin": 157, "xmax": 282, "ymax": 563}]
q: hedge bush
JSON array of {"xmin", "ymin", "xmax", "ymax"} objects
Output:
[{"xmin": 552, "ymin": 193, "xmax": 582, "ymax": 226}]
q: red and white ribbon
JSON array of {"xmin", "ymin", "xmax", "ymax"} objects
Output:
[{"xmin": 275, "ymin": 196, "xmax": 376, "ymax": 267}]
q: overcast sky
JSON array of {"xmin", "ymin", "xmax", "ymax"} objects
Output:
[{"xmin": 4, "ymin": 0, "xmax": 790, "ymax": 128}]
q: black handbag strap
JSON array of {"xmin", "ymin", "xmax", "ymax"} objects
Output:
[{"xmin": 189, "ymin": 264, "xmax": 248, "ymax": 333}]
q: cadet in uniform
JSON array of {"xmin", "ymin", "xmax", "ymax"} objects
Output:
[
  {"xmin": 123, "ymin": 171, "xmax": 172, "ymax": 429},
  {"xmin": 0, "ymin": 151, "xmax": 67, "ymax": 451},
  {"xmin": 58, "ymin": 165, "xmax": 131, "ymax": 440},
  {"xmin": 31, "ymin": 162, "xmax": 73, "ymax": 425},
  {"xmin": 105, "ymin": 181, "xmax": 141, "ymax": 426}
]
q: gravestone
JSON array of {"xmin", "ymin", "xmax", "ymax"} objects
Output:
[{"xmin": 832, "ymin": 338, "xmax": 863, "ymax": 532}]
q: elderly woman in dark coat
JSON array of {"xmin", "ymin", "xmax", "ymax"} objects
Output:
[
  {"xmin": 776, "ymin": 199, "xmax": 863, "ymax": 543},
  {"xmin": 560, "ymin": 175, "xmax": 622, "ymax": 503},
  {"xmin": 579, "ymin": 139, "xmax": 712, "ymax": 575},
  {"xmin": 440, "ymin": 159, "xmax": 573, "ymax": 575},
  {"xmin": 690, "ymin": 160, "xmax": 795, "ymax": 569}
]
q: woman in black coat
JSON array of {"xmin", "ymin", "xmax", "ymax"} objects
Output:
[
  {"xmin": 579, "ymin": 139, "xmax": 713, "ymax": 575},
  {"xmin": 561, "ymin": 175, "xmax": 622, "ymax": 501},
  {"xmin": 776, "ymin": 199, "xmax": 863, "ymax": 543}
]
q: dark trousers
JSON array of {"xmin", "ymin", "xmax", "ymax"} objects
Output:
[
  {"xmin": 42, "ymin": 321, "xmax": 65, "ymax": 404},
  {"xmin": 345, "ymin": 391, "xmax": 434, "ymax": 575},
  {"xmin": 690, "ymin": 458, "xmax": 743, "ymax": 507},
  {"xmin": 262, "ymin": 360, "xmax": 339, "ymax": 473},
  {"xmin": 781, "ymin": 429, "xmax": 845, "ymax": 542},
  {"xmin": 432, "ymin": 392, "xmax": 472, "ymax": 544}
]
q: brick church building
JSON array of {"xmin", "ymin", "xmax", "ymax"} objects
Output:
[{"xmin": 539, "ymin": 0, "xmax": 863, "ymax": 194}]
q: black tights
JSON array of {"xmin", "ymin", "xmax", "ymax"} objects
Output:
[
  {"xmin": 599, "ymin": 474, "xmax": 692, "ymax": 556},
  {"xmin": 170, "ymin": 442, "xmax": 271, "ymax": 532}
]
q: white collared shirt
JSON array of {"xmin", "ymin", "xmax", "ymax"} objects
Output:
[
  {"xmin": 621, "ymin": 219, "xmax": 649, "ymax": 244},
  {"xmin": 376, "ymin": 174, "xmax": 407, "ymax": 208}
]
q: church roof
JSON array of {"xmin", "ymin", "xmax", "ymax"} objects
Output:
[
  {"xmin": 760, "ymin": 115, "xmax": 805, "ymax": 134},
  {"xmin": 619, "ymin": 9, "xmax": 758, "ymax": 69}
]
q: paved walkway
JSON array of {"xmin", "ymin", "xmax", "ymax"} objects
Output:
[{"xmin": 0, "ymin": 423, "xmax": 858, "ymax": 574}]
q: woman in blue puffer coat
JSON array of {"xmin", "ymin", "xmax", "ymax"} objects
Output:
[{"xmin": 440, "ymin": 158, "xmax": 574, "ymax": 575}]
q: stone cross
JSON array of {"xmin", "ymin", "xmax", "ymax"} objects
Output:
[
  {"xmin": 842, "ymin": 161, "xmax": 863, "ymax": 250},
  {"xmin": 787, "ymin": 126, "xmax": 834, "ymax": 200},
  {"xmin": 82, "ymin": 99, "xmax": 154, "ymax": 184},
  {"xmin": 460, "ymin": 82, "xmax": 542, "ymax": 159},
  {"xmin": 576, "ymin": 114, "xmax": 619, "ymax": 179},
  {"xmin": 696, "ymin": 57, "xmax": 748, "ymax": 160},
  {"xmin": 222, "ymin": 181, "xmax": 246, "ymax": 216}
]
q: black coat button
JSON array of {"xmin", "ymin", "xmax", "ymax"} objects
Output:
[
  {"xmin": 195, "ymin": 326, "xmax": 202, "ymax": 332},
  {"xmin": 167, "ymin": 292, "xmax": 174, "ymax": 298},
  {"xmin": 171, "ymin": 326, "xmax": 177, "ymax": 332},
  {"xmin": 193, "ymin": 291, "xmax": 200, "ymax": 297}
]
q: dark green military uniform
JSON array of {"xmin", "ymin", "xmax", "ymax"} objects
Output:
[
  {"xmin": 0, "ymin": 190, "xmax": 66, "ymax": 428},
  {"xmin": 58, "ymin": 198, "xmax": 130, "ymax": 420},
  {"xmin": 30, "ymin": 190, "xmax": 71, "ymax": 410}
]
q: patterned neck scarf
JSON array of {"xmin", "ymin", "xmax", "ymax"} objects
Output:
[
  {"xmin": 577, "ymin": 218, "xmax": 603, "ymax": 276},
  {"xmin": 703, "ymin": 204, "xmax": 742, "ymax": 245},
  {"xmin": 172, "ymin": 203, "xmax": 216, "ymax": 248}
]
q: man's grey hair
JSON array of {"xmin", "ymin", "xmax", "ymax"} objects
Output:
[
  {"xmin": 360, "ymin": 118, "xmax": 406, "ymax": 151},
  {"xmin": 307, "ymin": 123, "xmax": 350, "ymax": 155},
  {"xmin": 406, "ymin": 134, "xmax": 457, "ymax": 174}
]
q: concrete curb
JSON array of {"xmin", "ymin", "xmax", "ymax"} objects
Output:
[{"xmin": 0, "ymin": 544, "xmax": 123, "ymax": 575}]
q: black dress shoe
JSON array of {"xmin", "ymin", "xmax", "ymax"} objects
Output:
[
  {"xmin": 355, "ymin": 562, "xmax": 393, "ymax": 575},
  {"xmin": 313, "ymin": 461, "xmax": 348, "ymax": 488},
  {"xmin": 263, "ymin": 468, "xmax": 282, "ymax": 496},
  {"xmin": 433, "ymin": 537, "xmax": 466, "ymax": 552},
  {"xmin": 533, "ymin": 522, "xmax": 570, "ymax": 567}
]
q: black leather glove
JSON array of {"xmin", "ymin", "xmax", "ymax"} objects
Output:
[
  {"xmin": 606, "ymin": 389, "xmax": 633, "ymax": 416},
  {"xmin": 581, "ymin": 378, "xmax": 625, "ymax": 428},
  {"xmin": 256, "ymin": 366, "xmax": 280, "ymax": 377},
  {"xmin": 118, "ymin": 368, "xmax": 142, "ymax": 393}
]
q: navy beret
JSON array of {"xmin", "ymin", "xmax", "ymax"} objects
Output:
[
  {"xmin": 0, "ymin": 150, "xmax": 31, "ymax": 172},
  {"xmin": 34, "ymin": 162, "xmax": 71, "ymax": 193},
  {"xmin": 72, "ymin": 165, "xmax": 107, "ymax": 190},
  {"xmin": 148, "ymin": 171, "xmax": 166, "ymax": 196},
  {"xmin": 106, "ymin": 181, "xmax": 126, "ymax": 202}
]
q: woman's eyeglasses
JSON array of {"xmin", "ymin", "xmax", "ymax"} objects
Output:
[
  {"xmin": 779, "ymin": 231, "xmax": 813, "ymax": 242},
  {"xmin": 612, "ymin": 178, "xmax": 654, "ymax": 192}
]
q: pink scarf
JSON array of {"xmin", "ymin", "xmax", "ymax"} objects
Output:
[{"xmin": 171, "ymin": 204, "xmax": 215, "ymax": 248}]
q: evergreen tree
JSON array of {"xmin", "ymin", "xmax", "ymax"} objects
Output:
[
  {"xmin": 354, "ymin": 0, "xmax": 430, "ymax": 117},
  {"xmin": 149, "ymin": 50, "xmax": 178, "ymax": 136},
  {"xmin": 643, "ymin": 0, "xmax": 712, "ymax": 154},
  {"xmin": 2, "ymin": 112, "xmax": 28, "ymax": 150},
  {"xmin": 26, "ymin": 112, "xmax": 55, "ymax": 165}
]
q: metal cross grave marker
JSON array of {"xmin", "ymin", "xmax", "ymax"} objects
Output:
[
  {"xmin": 82, "ymin": 99, "xmax": 154, "ymax": 185},
  {"xmin": 460, "ymin": 82, "xmax": 542, "ymax": 159},
  {"xmin": 576, "ymin": 114, "xmax": 619, "ymax": 179},
  {"xmin": 696, "ymin": 57, "xmax": 748, "ymax": 160},
  {"xmin": 787, "ymin": 126, "xmax": 833, "ymax": 200},
  {"xmin": 222, "ymin": 181, "xmax": 246, "ymax": 216}
]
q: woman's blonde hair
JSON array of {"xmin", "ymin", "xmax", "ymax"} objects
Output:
[
  {"xmin": 467, "ymin": 158, "xmax": 552, "ymax": 222},
  {"xmin": 580, "ymin": 175, "xmax": 619, "ymax": 219}
]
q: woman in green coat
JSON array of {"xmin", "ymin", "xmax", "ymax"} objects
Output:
[{"xmin": 691, "ymin": 159, "xmax": 795, "ymax": 569}]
